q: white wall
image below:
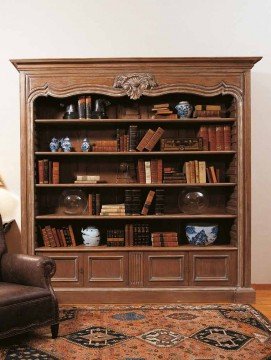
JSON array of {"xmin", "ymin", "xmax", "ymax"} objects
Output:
[{"xmin": 0, "ymin": 0, "xmax": 270, "ymax": 283}]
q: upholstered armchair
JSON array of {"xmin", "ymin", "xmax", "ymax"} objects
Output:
[{"xmin": 0, "ymin": 216, "xmax": 59, "ymax": 339}]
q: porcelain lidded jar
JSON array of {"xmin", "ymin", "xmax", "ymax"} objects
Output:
[
  {"xmin": 175, "ymin": 101, "xmax": 193, "ymax": 118},
  {"xmin": 81, "ymin": 138, "xmax": 90, "ymax": 152},
  {"xmin": 61, "ymin": 137, "xmax": 72, "ymax": 152},
  {"xmin": 49, "ymin": 138, "xmax": 59, "ymax": 152},
  {"xmin": 81, "ymin": 226, "xmax": 100, "ymax": 246}
]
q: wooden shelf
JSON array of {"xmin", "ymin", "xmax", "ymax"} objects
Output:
[
  {"xmin": 35, "ymin": 151, "xmax": 236, "ymax": 156},
  {"xmin": 35, "ymin": 245, "xmax": 238, "ymax": 252},
  {"xmin": 35, "ymin": 118, "xmax": 236, "ymax": 124},
  {"xmin": 36, "ymin": 214, "xmax": 237, "ymax": 220},
  {"xmin": 36, "ymin": 183, "xmax": 237, "ymax": 188}
]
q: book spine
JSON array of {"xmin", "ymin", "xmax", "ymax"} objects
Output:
[
  {"xmin": 56, "ymin": 229, "xmax": 64, "ymax": 247},
  {"xmin": 136, "ymin": 129, "xmax": 155, "ymax": 151},
  {"xmin": 144, "ymin": 127, "xmax": 165, "ymax": 151},
  {"xmin": 215, "ymin": 126, "xmax": 224, "ymax": 151},
  {"xmin": 45, "ymin": 225, "xmax": 56, "ymax": 247},
  {"xmin": 198, "ymin": 161, "xmax": 207, "ymax": 183},
  {"xmin": 128, "ymin": 125, "xmax": 138, "ymax": 152},
  {"xmin": 52, "ymin": 162, "xmax": 59, "ymax": 184},
  {"xmin": 206, "ymin": 167, "xmax": 212, "ymax": 183},
  {"xmin": 195, "ymin": 160, "xmax": 199, "ymax": 183},
  {"xmin": 95, "ymin": 193, "xmax": 101, "ymax": 216},
  {"xmin": 116, "ymin": 129, "xmax": 121, "ymax": 151},
  {"xmin": 38, "ymin": 160, "xmax": 44, "ymax": 184},
  {"xmin": 190, "ymin": 161, "xmax": 196, "ymax": 183},
  {"xmin": 141, "ymin": 190, "xmax": 155, "ymax": 215},
  {"xmin": 63, "ymin": 227, "xmax": 72, "ymax": 246},
  {"xmin": 223, "ymin": 125, "xmax": 231, "ymax": 150},
  {"xmin": 52, "ymin": 227, "xmax": 60, "ymax": 247},
  {"xmin": 43, "ymin": 159, "xmax": 49, "ymax": 184},
  {"xmin": 86, "ymin": 95, "xmax": 92, "ymax": 119},
  {"xmin": 92, "ymin": 193, "xmax": 96, "ymax": 215},
  {"xmin": 137, "ymin": 159, "xmax": 146, "ymax": 183},
  {"xmin": 125, "ymin": 189, "xmax": 133, "ymax": 215},
  {"xmin": 185, "ymin": 162, "xmax": 191, "ymax": 184},
  {"xmin": 208, "ymin": 126, "xmax": 216, "ymax": 151},
  {"xmin": 59, "ymin": 229, "xmax": 67, "ymax": 247},
  {"xmin": 78, "ymin": 96, "xmax": 86, "ymax": 119},
  {"xmin": 198, "ymin": 126, "xmax": 209, "ymax": 151},
  {"xmin": 157, "ymin": 159, "xmax": 163, "ymax": 183},
  {"xmin": 68, "ymin": 225, "xmax": 77, "ymax": 246},
  {"xmin": 145, "ymin": 161, "xmax": 151, "ymax": 184},
  {"xmin": 41, "ymin": 227, "xmax": 50, "ymax": 247},
  {"xmin": 88, "ymin": 194, "xmax": 93, "ymax": 215},
  {"xmin": 209, "ymin": 166, "xmax": 218, "ymax": 183},
  {"xmin": 48, "ymin": 161, "xmax": 52, "ymax": 184}
]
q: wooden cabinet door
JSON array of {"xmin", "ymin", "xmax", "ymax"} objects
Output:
[
  {"xmin": 189, "ymin": 251, "xmax": 237, "ymax": 286},
  {"xmin": 143, "ymin": 252, "xmax": 188, "ymax": 287},
  {"xmin": 36, "ymin": 252, "xmax": 84, "ymax": 287},
  {"xmin": 84, "ymin": 252, "xmax": 129, "ymax": 287}
]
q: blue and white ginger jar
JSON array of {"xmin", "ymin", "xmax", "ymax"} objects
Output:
[
  {"xmin": 49, "ymin": 138, "xmax": 59, "ymax": 152},
  {"xmin": 175, "ymin": 101, "xmax": 193, "ymax": 118},
  {"xmin": 61, "ymin": 137, "xmax": 72, "ymax": 152},
  {"xmin": 81, "ymin": 138, "xmax": 90, "ymax": 152},
  {"xmin": 185, "ymin": 223, "xmax": 218, "ymax": 246}
]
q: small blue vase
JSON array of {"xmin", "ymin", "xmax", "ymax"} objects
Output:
[
  {"xmin": 81, "ymin": 138, "xmax": 90, "ymax": 152},
  {"xmin": 49, "ymin": 138, "xmax": 59, "ymax": 152},
  {"xmin": 61, "ymin": 137, "xmax": 72, "ymax": 152},
  {"xmin": 175, "ymin": 101, "xmax": 193, "ymax": 118}
]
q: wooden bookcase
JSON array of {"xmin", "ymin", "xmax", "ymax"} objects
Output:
[{"xmin": 12, "ymin": 57, "xmax": 261, "ymax": 304}]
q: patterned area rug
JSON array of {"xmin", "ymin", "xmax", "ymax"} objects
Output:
[{"xmin": 0, "ymin": 304, "xmax": 271, "ymax": 359}]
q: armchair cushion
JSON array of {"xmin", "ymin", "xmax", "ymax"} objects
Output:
[
  {"xmin": 0, "ymin": 283, "xmax": 50, "ymax": 307},
  {"xmin": 1, "ymin": 253, "xmax": 56, "ymax": 288}
]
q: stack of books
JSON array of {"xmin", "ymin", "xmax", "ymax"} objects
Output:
[
  {"xmin": 137, "ymin": 159, "xmax": 163, "ymax": 184},
  {"xmin": 92, "ymin": 140, "xmax": 118, "ymax": 152},
  {"xmin": 125, "ymin": 190, "xmax": 141, "ymax": 215},
  {"xmin": 40, "ymin": 225, "xmax": 76, "ymax": 247},
  {"xmin": 136, "ymin": 127, "xmax": 165, "ymax": 151},
  {"xmin": 38, "ymin": 160, "xmax": 59, "ymax": 184},
  {"xmin": 106, "ymin": 229, "xmax": 125, "ymax": 246},
  {"xmin": 193, "ymin": 105, "xmax": 222, "ymax": 118},
  {"xmin": 151, "ymin": 232, "xmax": 178, "ymax": 247},
  {"xmin": 151, "ymin": 103, "xmax": 177, "ymax": 119},
  {"xmin": 198, "ymin": 125, "xmax": 231, "ymax": 151},
  {"xmin": 88, "ymin": 193, "xmax": 101, "ymax": 215},
  {"xmin": 75, "ymin": 175, "xmax": 101, "ymax": 184},
  {"xmin": 163, "ymin": 167, "xmax": 186, "ymax": 183},
  {"xmin": 125, "ymin": 223, "xmax": 150, "ymax": 246},
  {"xmin": 100, "ymin": 204, "xmax": 125, "ymax": 216}
]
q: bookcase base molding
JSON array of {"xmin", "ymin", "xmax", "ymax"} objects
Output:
[{"xmin": 13, "ymin": 57, "xmax": 261, "ymax": 305}]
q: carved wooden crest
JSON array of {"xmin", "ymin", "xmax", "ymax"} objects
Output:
[{"xmin": 113, "ymin": 73, "xmax": 158, "ymax": 100}]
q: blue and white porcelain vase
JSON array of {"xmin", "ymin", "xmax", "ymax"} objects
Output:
[
  {"xmin": 49, "ymin": 138, "xmax": 59, "ymax": 152},
  {"xmin": 61, "ymin": 137, "xmax": 72, "ymax": 152},
  {"xmin": 81, "ymin": 138, "xmax": 90, "ymax": 152},
  {"xmin": 175, "ymin": 101, "xmax": 193, "ymax": 118},
  {"xmin": 185, "ymin": 223, "xmax": 218, "ymax": 246}
]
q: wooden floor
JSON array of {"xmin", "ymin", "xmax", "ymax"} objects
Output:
[{"xmin": 254, "ymin": 290, "xmax": 271, "ymax": 320}]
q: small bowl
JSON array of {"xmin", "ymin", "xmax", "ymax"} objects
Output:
[{"xmin": 185, "ymin": 223, "xmax": 218, "ymax": 246}]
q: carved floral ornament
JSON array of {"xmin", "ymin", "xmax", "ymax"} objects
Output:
[{"xmin": 113, "ymin": 73, "xmax": 158, "ymax": 100}]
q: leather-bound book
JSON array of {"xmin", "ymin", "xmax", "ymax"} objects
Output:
[
  {"xmin": 209, "ymin": 166, "xmax": 218, "ymax": 183},
  {"xmin": 199, "ymin": 161, "xmax": 207, "ymax": 183},
  {"xmin": 45, "ymin": 225, "xmax": 56, "ymax": 247},
  {"xmin": 88, "ymin": 194, "xmax": 93, "ymax": 215},
  {"xmin": 137, "ymin": 159, "xmax": 146, "ymax": 183},
  {"xmin": 43, "ymin": 159, "xmax": 49, "ymax": 184},
  {"xmin": 38, "ymin": 160, "xmax": 44, "ymax": 184},
  {"xmin": 52, "ymin": 227, "xmax": 60, "ymax": 247},
  {"xmin": 145, "ymin": 161, "xmax": 151, "ymax": 184},
  {"xmin": 68, "ymin": 225, "xmax": 77, "ymax": 247},
  {"xmin": 144, "ymin": 127, "xmax": 165, "ymax": 151},
  {"xmin": 150, "ymin": 159, "xmax": 158, "ymax": 183},
  {"xmin": 208, "ymin": 126, "xmax": 216, "ymax": 151},
  {"xmin": 52, "ymin": 162, "xmax": 59, "ymax": 184},
  {"xmin": 56, "ymin": 229, "xmax": 64, "ymax": 247},
  {"xmin": 190, "ymin": 161, "xmax": 196, "ymax": 183},
  {"xmin": 40, "ymin": 227, "xmax": 50, "ymax": 247},
  {"xmin": 78, "ymin": 96, "xmax": 86, "ymax": 119},
  {"xmin": 215, "ymin": 126, "xmax": 224, "ymax": 151},
  {"xmin": 157, "ymin": 159, "xmax": 163, "ymax": 183},
  {"xmin": 136, "ymin": 129, "xmax": 155, "ymax": 151},
  {"xmin": 95, "ymin": 193, "xmax": 101, "ymax": 216},
  {"xmin": 223, "ymin": 125, "xmax": 231, "ymax": 150},
  {"xmin": 128, "ymin": 125, "xmax": 138, "ymax": 152},
  {"xmin": 198, "ymin": 126, "xmax": 209, "ymax": 151},
  {"xmin": 141, "ymin": 190, "xmax": 155, "ymax": 215}
]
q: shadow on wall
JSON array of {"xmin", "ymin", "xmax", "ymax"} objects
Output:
[{"xmin": 5, "ymin": 221, "xmax": 22, "ymax": 254}]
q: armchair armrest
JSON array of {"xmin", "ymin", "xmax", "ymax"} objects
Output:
[{"xmin": 1, "ymin": 253, "xmax": 56, "ymax": 289}]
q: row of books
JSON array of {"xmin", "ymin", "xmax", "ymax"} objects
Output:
[
  {"xmin": 38, "ymin": 160, "xmax": 59, "ymax": 184},
  {"xmin": 92, "ymin": 140, "xmax": 118, "ymax": 152},
  {"xmin": 100, "ymin": 204, "xmax": 125, "ymax": 216},
  {"xmin": 198, "ymin": 125, "xmax": 231, "ymax": 151},
  {"xmin": 87, "ymin": 193, "xmax": 101, "ymax": 215},
  {"xmin": 106, "ymin": 229, "xmax": 125, "ymax": 246},
  {"xmin": 193, "ymin": 105, "xmax": 224, "ymax": 118},
  {"xmin": 125, "ymin": 189, "xmax": 165, "ymax": 216},
  {"xmin": 163, "ymin": 167, "xmax": 186, "ymax": 183},
  {"xmin": 125, "ymin": 223, "xmax": 150, "ymax": 246},
  {"xmin": 40, "ymin": 225, "xmax": 76, "ymax": 247},
  {"xmin": 137, "ymin": 159, "xmax": 163, "ymax": 184},
  {"xmin": 77, "ymin": 95, "xmax": 92, "ymax": 119},
  {"xmin": 184, "ymin": 161, "xmax": 225, "ymax": 183}
]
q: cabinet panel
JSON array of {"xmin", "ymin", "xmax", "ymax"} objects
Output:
[
  {"xmin": 144, "ymin": 252, "xmax": 188, "ymax": 287},
  {"xmin": 189, "ymin": 251, "xmax": 237, "ymax": 286},
  {"xmin": 84, "ymin": 252, "xmax": 128, "ymax": 287},
  {"xmin": 36, "ymin": 252, "xmax": 84, "ymax": 287}
]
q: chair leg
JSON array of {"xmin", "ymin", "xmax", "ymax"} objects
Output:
[{"xmin": 51, "ymin": 323, "xmax": 59, "ymax": 339}]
